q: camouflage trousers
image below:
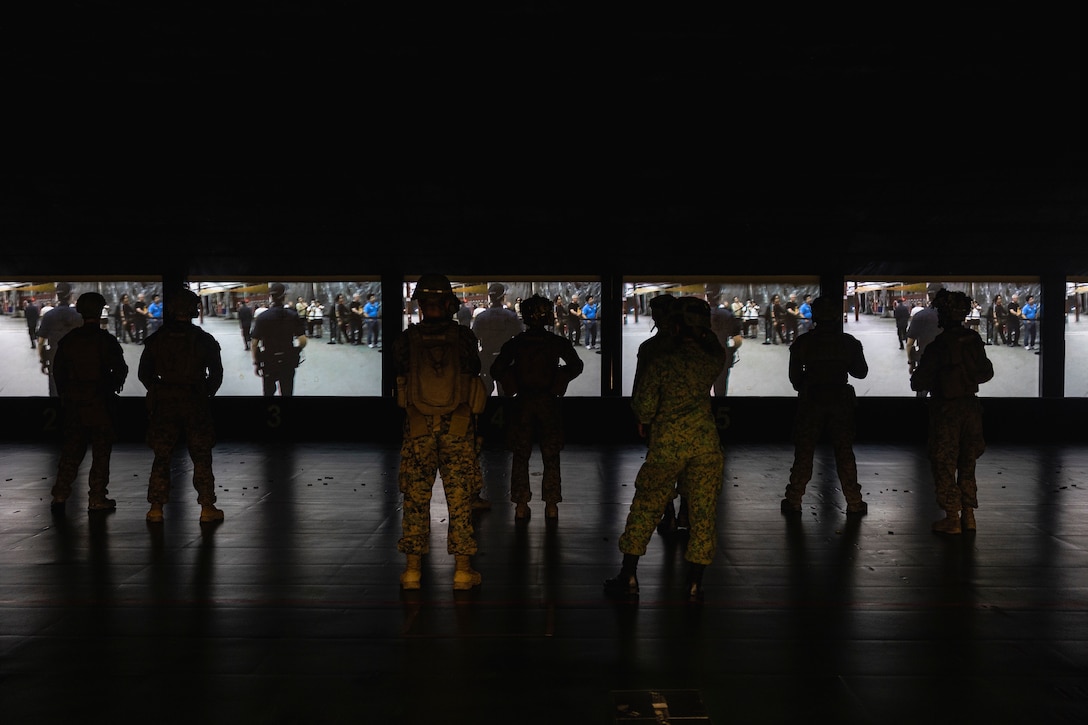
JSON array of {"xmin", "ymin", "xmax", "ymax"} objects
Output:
[
  {"xmin": 784, "ymin": 391, "xmax": 862, "ymax": 506},
  {"xmin": 145, "ymin": 392, "xmax": 216, "ymax": 506},
  {"xmin": 619, "ymin": 449, "xmax": 724, "ymax": 565},
  {"xmin": 507, "ymin": 395, "xmax": 564, "ymax": 505},
  {"xmin": 927, "ymin": 396, "xmax": 985, "ymax": 512},
  {"xmin": 398, "ymin": 414, "xmax": 479, "ymax": 556},
  {"xmin": 52, "ymin": 403, "xmax": 116, "ymax": 502}
]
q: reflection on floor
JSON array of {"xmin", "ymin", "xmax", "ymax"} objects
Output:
[{"xmin": 1, "ymin": 441, "xmax": 1086, "ymax": 724}]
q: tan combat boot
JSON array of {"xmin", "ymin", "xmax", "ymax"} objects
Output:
[
  {"xmin": 400, "ymin": 554, "xmax": 422, "ymax": 590},
  {"xmin": 199, "ymin": 505, "xmax": 224, "ymax": 523},
  {"xmin": 961, "ymin": 508, "xmax": 976, "ymax": 531},
  {"xmin": 931, "ymin": 512, "xmax": 962, "ymax": 535},
  {"xmin": 453, "ymin": 554, "xmax": 482, "ymax": 590}
]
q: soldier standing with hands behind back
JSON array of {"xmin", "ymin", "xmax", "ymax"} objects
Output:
[
  {"xmin": 140, "ymin": 288, "xmax": 224, "ymax": 523},
  {"xmin": 780, "ymin": 297, "xmax": 870, "ymax": 517},
  {"xmin": 490, "ymin": 295, "xmax": 584, "ymax": 522}
]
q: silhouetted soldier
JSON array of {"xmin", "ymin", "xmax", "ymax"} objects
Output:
[
  {"xmin": 911, "ymin": 289, "xmax": 994, "ymax": 535},
  {"xmin": 781, "ymin": 296, "xmax": 870, "ymax": 517},
  {"xmin": 606, "ymin": 297, "xmax": 726, "ymax": 602},
  {"xmin": 37, "ymin": 282, "xmax": 84, "ymax": 397},
  {"xmin": 49, "ymin": 292, "xmax": 129, "ymax": 512},
  {"xmin": 471, "ymin": 283, "xmax": 523, "ymax": 395},
  {"xmin": 139, "ymin": 288, "xmax": 224, "ymax": 523},
  {"xmin": 395, "ymin": 274, "xmax": 487, "ymax": 591},
  {"xmin": 251, "ymin": 282, "xmax": 308, "ymax": 396},
  {"xmin": 490, "ymin": 295, "xmax": 584, "ymax": 522}
]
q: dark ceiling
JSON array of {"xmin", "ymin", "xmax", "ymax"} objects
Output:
[{"xmin": 4, "ymin": 5, "xmax": 1088, "ymax": 273}]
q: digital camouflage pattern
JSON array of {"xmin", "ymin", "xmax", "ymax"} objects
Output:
[
  {"xmin": 397, "ymin": 417, "xmax": 480, "ymax": 555},
  {"xmin": 927, "ymin": 397, "xmax": 985, "ymax": 512},
  {"xmin": 393, "ymin": 317, "xmax": 483, "ymax": 556},
  {"xmin": 620, "ymin": 332, "xmax": 725, "ymax": 565}
]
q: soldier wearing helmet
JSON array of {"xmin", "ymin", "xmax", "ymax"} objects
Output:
[
  {"xmin": 631, "ymin": 294, "xmax": 690, "ymax": 535},
  {"xmin": 37, "ymin": 282, "xmax": 85, "ymax": 397},
  {"xmin": 490, "ymin": 295, "xmax": 584, "ymax": 521},
  {"xmin": 139, "ymin": 287, "xmax": 225, "ymax": 523},
  {"xmin": 781, "ymin": 296, "xmax": 870, "ymax": 517},
  {"xmin": 48, "ymin": 291, "xmax": 129, "ymax": 513},
  {"xmin": 606, "ymin": 296, "xmax": 726, "ymax": 602},
  {"xmin": 911, "ymin": 288, "xmax": 994, "ymax": 535},
  {"xmin": 251, "ymin": 282, "xmax": 308, "ymax": 397},
  {"xmin": 393, "ymin": 273, "xmax": 487, "ymax": 591},
  {"xmin": 471, "ymin": 283, "xmax": 524, "ymax": 396}
]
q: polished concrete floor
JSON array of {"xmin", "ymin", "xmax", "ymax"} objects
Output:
[{"xmin": 1, "ymin": 439, "xmax": 1086, "ymax": 724}]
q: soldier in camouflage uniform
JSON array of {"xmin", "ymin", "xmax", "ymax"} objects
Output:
[
  {"xmin": 605, "ymin": 296, "xmax": 725, "ymax": 602},
  {"xmin": 138, "ymin": 288, "xmax": 225, "ymax": 523},
  {"xmin": 490, "ymin": 295, "xmax": 584, "ymax": 521},
  {"xmin": 781, "ymin": 296, "xmax": 870, "ymax": 516},
  {"xmin": 633, "ymin": 294, "xmax": 690, "ymax": 535},
  {"xmin": 395, "ymin": 274, "xmax": 485, "ymax": 590},
  {"xmin": 49, "ymin": 292, "xmax": 129, "ymax": 512},
  {"xmin": 911, "ymin": 289, "xmax": 994, "ymax": 534}
]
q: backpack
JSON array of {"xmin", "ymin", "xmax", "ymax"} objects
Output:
[{"xmin": 405, "ymin": 324, "xmax": 482, "ymax": 415}]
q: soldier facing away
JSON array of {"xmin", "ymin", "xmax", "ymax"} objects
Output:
[
  {"xmin": 490, "ymin": 294, "xmax": 584, "ymax": 522},
  {"xmin": 49, "ymin": 292, "xmax": 129, "ymax": 512},
  {"xmin": 605, "ymin": 296, "xmax": 726, "ymax": 603},
  {"xmin": 394, "ymin": 274, "xmax": 487, "ymax": 591},
  {"xmin": 910, "ymin": 289, "xmax": 994, "ymax": 534},
  {"xmin": 781, "ymin": 296, "xmax": 870, "ymax": 516},
  {"xmin": 139, "ymin": 288, "xmax": 225, "ymax": 523}
]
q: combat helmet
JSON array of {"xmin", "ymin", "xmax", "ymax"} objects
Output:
[
  {"xmin": 810, "ymin": 296, "xmax": 841, "ymax": 323},
  {"xmin": 520, "ymin": 294, "xmax": 554, "ymax": 327},
  {"xmin": 166, "ymin": 288, "xmax": 201, "ymax": 320},
  {"xmin": 648, "ymin": 294, "xmax": 677, "ymax": 322},
  {"xmin": 411, "ymin": 273, "xmax": 459, "ymax": 316},
  {"xmin": 673, "ymin": 296, "xmax": 712, "ymax": 330},
  {"xmin": 932, "ymin": 289, "xmax": 972, "ymax": 323},
  {"xmin": 75, "ymin": 292, "xmax": 106, "ymax": 320}
]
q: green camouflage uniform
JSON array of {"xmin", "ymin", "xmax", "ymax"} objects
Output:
[
  {"xmin": 394, "ymin": 319, "xmax": 483, "ymax": 555},
  {"xmin": 619, "ymin": 332, "xmax": 725, "ymax": 565},
  {"xmin": 911, "ymin": 325, "xmax": 994, "ymax": 513},
  {"xmin": 490, "ymin": 328, "xmax": 584, "ymax": 505},
  {"xmin": 783, "ymin": 327, "xmax": 869, "ymax": 507},
  {"xmin": 138, "ymin": 320, "xmax": 224, "ymax": 506},
  {"xmin": 51, "ymin": 323, "xmax": 128, "ymax": 504}
]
